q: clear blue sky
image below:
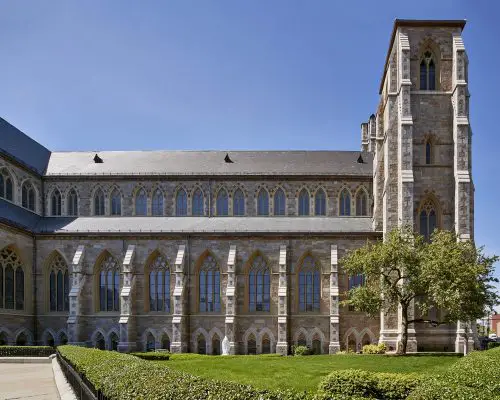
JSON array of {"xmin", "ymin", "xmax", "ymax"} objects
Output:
[{"xmin": 1, "ymin": 1, "xmax": 499, "ymax": 288}]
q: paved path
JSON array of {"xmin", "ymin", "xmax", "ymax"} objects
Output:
[{"xmin": 0, "ymin": 363, "xmax": 60, "ymax": 399}]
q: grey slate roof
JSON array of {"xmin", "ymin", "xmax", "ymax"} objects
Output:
[
  {"xmin": 0, "ymin": 118, "xmax": 51, "ymax": 175},
  {"xmin": 0, "ymin": 198, "xmax": 377, "ymax": 235},
  {"xmin": 0, "ymin": 198, "xmax": 40, "ymax": 231},
  {"xmin": 35, "ymin": 216, "xmax": 375, "ymax": 235},
  {"xmin": 45, "ymin": 150, "xmax": 373, "ymax": 177}
]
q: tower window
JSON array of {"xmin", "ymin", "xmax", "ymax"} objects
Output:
[
  {"xmin": 425, "ymin": 141, "xmax": 432, "ymax": 165},
  {"xmin": 420, "ymin": 51, "xmax": 436, "ymax": 90}
]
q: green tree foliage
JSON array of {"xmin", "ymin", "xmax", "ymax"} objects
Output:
[{"xmin": 340, "ymin": 226, "xmax": 499, "ymax": 354}]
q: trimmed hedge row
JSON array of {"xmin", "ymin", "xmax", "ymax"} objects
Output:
[
  {"xmin": 58, "ymin": 346, "xmax": 312, "ymax": 400},
  {"xmin": 317, "ymin": 369, "xmax": 422, "ymax": 400},
  {"xmin": 130, "ymin": 352, "xmax": 170, "ymax": 361},
  {"xmin": 487, "ymin": 341, "xmax": 500, "ymax": 350},
  {"xmin": 0, "ymin": 346, "xmax": 55, "ymax": 357},
  {"xmin": 407, "ymin": 346, "xmax": 500, "ymax": 400}
]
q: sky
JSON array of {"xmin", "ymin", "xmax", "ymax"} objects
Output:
[{"xmin": 0, "ymin": 1, "xmax": 499, "ymax": 292}]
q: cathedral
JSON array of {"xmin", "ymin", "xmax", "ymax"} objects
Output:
[{"xmin": 0, "ymin": 19, "xmax": 474, "ymax": 354}]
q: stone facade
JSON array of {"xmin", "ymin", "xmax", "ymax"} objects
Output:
[{"xmin": 0, "ymin": 20, "xmax": 474, "ymax": 354}]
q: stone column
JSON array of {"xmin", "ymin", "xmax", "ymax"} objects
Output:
[
  {"xmin": 276, "ymin": 245, "xmax": 288, "ymax": 355},
  {"xmin": 118, "ymin": 245, "xmax": 137, "ymax": 352},
  {"xmin": 224, "ymin": 245, "xmax": 237, "ymax": 355},
  {"xmin": 67, "ymin": 245, "xmax": 86, "ymax": 346},
  {"xmin": 171, "ymin": 244, "xmax": 186, "ymax": 353},
  {"xmin": 329, "ymin": 245, "xmax": 340, "ymax": 354}
]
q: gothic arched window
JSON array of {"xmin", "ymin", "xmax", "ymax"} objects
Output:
[
  {"xmin": 298, "ymin": 255, "xmax": 320, "ymax": 312},
  {"xmin": 93, "ymin": 188, "xmax": 105, "ymax": 216},
  {"xmin": 22, "ymin": 182, "xmax": 36, "ymax": 212},
  {"xmin": 420, "ymin": 51, "xmax": 437, "ymax": 91},
  {"xmin": 216, "ymin": 189, "xmax": 228, "ymax": 216},
  {"xmin": 51, "ymin": 189, "xmax": 62, "ymax": 216},
  {"xmin": 67, "ymin": 189, "xmax": 78, "ymax": 216},
  {"xmin": 148, "ymin": 254, "xmax": 170, "ymax": 312},
  {"xmin": 355, "ymin": 189, "xmax": 368, "ymax": 216},
  {"xmin": 135, "ymin": 189, "xmax": 147, "ymax": 216},
  {"xmin": 339, "ymin": 189, "xmax": 351, "ymax": 216},
  {"xmin": 248, "ymin": 255, "xmax": 270, "ymax": 312},
  {"xmin": 0, "ymin": 248, "xmax": 24, "ymax": 310},
  {"xmin": 98, "ymin": 255, "xmax": 120, "ymax": 312},
  {"xmin": 314, "ymin": 189, "xmax": 326, "ymax": 216},
  {"xmin": 273, "ymin": 188, "xmax": 286, "ymax": 216},
  {"xmin": 233, "ymin": 189, "xmax": 245, "ymax": 216},
  {"xmin": 419, "ymin": 199, "xmax": 438, "ymax": 242},
  {"xmin": 192, "ymin": 188, "xmax": 204, "ymax": 216},
  {"xmin": 0, "ymin": 170, "xmax": 13, "ymax": 201},
  {"xmin": 257, "ymin": 189, "xmax": 269, "ymax": 216},
  {"xmin": 152, "ymin": 189, "xmax": 164, "ymax": 216},
  {"xmin": 110, "ymin": 189, "xmax": 121, "ymax": 216},
  {"xmin": 425, "ymin": 141, "xmax": 432, "ymax": 165},
  {"xmin": 176, "ymin": 188, "xmax": 187, "ymax": 216},
  {"xmin": 199, "ymin": 255, "xmax": 220, "ymax": 312},
  {"xmin": 298, "ymin": 189, "xmax": 310, "ymax": 216},
  {"xmin": 49, "ymin": 253, "xmax": 69, "ymax": 312}
]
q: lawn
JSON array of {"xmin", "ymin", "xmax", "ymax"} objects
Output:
[{"xmin": 165, "ymin": 354, "xmax": 460, "ymax": 393}]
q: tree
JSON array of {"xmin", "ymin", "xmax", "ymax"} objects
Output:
[{"xmin": 340, "ymin": 226, "xmax": 499, "ymax": 354}]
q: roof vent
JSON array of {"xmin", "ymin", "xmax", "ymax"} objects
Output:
[
  {"xmin": 224, "ymin": 153, "xmax": 234, "ymax": 163},
  {"xmin": 357, "ymin": 154, "xmax": 364, "ymax": 164},
  {"xmin": 94, "ymin": 154, "xmax": 103, "ymax": 163}
]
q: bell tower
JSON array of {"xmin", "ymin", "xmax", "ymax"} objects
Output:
[{"xmin": 367, "ymin": 20, "xmax": 474, "ymax": 352}]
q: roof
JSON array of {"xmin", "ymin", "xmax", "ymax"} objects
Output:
[
  {"xmin": 0, "ymin": 198, "xmax": 40, "ymax": 232},
  {"xmin": 0, "ymin": 199, "xmax": 377, "ymax": 235},
  {"xmin": 379, "ymin": 19, "xmax": 466, "ymax": 94},
  {"xmin": 35, "ymin": 216, "xmax": 376, "ymax": 235},
  {"xmin": 45, "ymin": 150, "xmax": 373, "ymax": 177},
  {"xmin": 0, "ymin": 118, "xmax": 51, "ymax": 175}
]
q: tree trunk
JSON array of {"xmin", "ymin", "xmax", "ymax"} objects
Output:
[{"xmin": 399, "ymin": 305, "xmax": 409, "ymax": 355}]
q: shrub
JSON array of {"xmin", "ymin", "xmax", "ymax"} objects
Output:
[
  {"xmin": 130, "ymin": 352, "xmax": 170, "ymax": 361},
  {"xmin": 408, "ymin": 346, "xmax": 500, "ymax": 400},
  {"xmin": 317, "ymin": 369, "xmax": 421, "ymax": 400},
  {"xmin": 58, "ymin": 345, "xmax": 313, "ymax": 400},
  {"xmin": 317, "ymin": 369, "xmax": 377, "ymax": 399},
  {"xmin": 362, "ymin": 343, "xmax": 387, "ymax": 354},
  {"xmin": 487, "ymin": 341, "xmax": 500, "ymax": 350},
  {"xmin": 0, "ymin": 346, "xmax": 55, "ymax": 357},
  {"xmin": 293, "ymin": 345, "xmax": 311, "ymax": 356}
]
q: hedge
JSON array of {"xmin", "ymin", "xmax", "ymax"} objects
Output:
[
  {"xmin": 408, "ymin": 346, "xmax": 500, "ymax": 400},
  {"xmin": 0, "ymin": 346, "xmax": 55, "ymax": 357},
  {"xmin": 130, "ymin": 352, "xmax": 170, "ymax": 361},
  {"xmin": 362, "ymin": 343, "xmax": 387, "ymax": 354},
  {"xmin": 487, "ymin": 341, "xmax": 500, "ymax": 350},
  {"xmin": 58, "ymin": 346, "xmax": 312, "ymax": 400},
  {"xmin": 317, "ymin": 369, "xmax": 422, "ymax": 400}
]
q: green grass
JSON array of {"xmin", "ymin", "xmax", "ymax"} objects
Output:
[{"xmin": 164, "ymin": 354, "xmax": 459, "ymax": 393}]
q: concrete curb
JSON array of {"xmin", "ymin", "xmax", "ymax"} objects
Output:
[
  {"xmin": 52, "ymin": 356, "xmax": 78, "ymax": 400},
  {"xmin": 0, "ymin": 356, "xmax": 52, "ymax": 363}
]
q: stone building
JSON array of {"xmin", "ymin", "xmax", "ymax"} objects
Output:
[{"xmin": 0, "ymin": 19, "xmax": 474, "ymax": 354}]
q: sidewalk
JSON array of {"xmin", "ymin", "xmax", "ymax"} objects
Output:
[{"xmin": 0, "ymin": 363, "xmax": 60, "ymax": 399}]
